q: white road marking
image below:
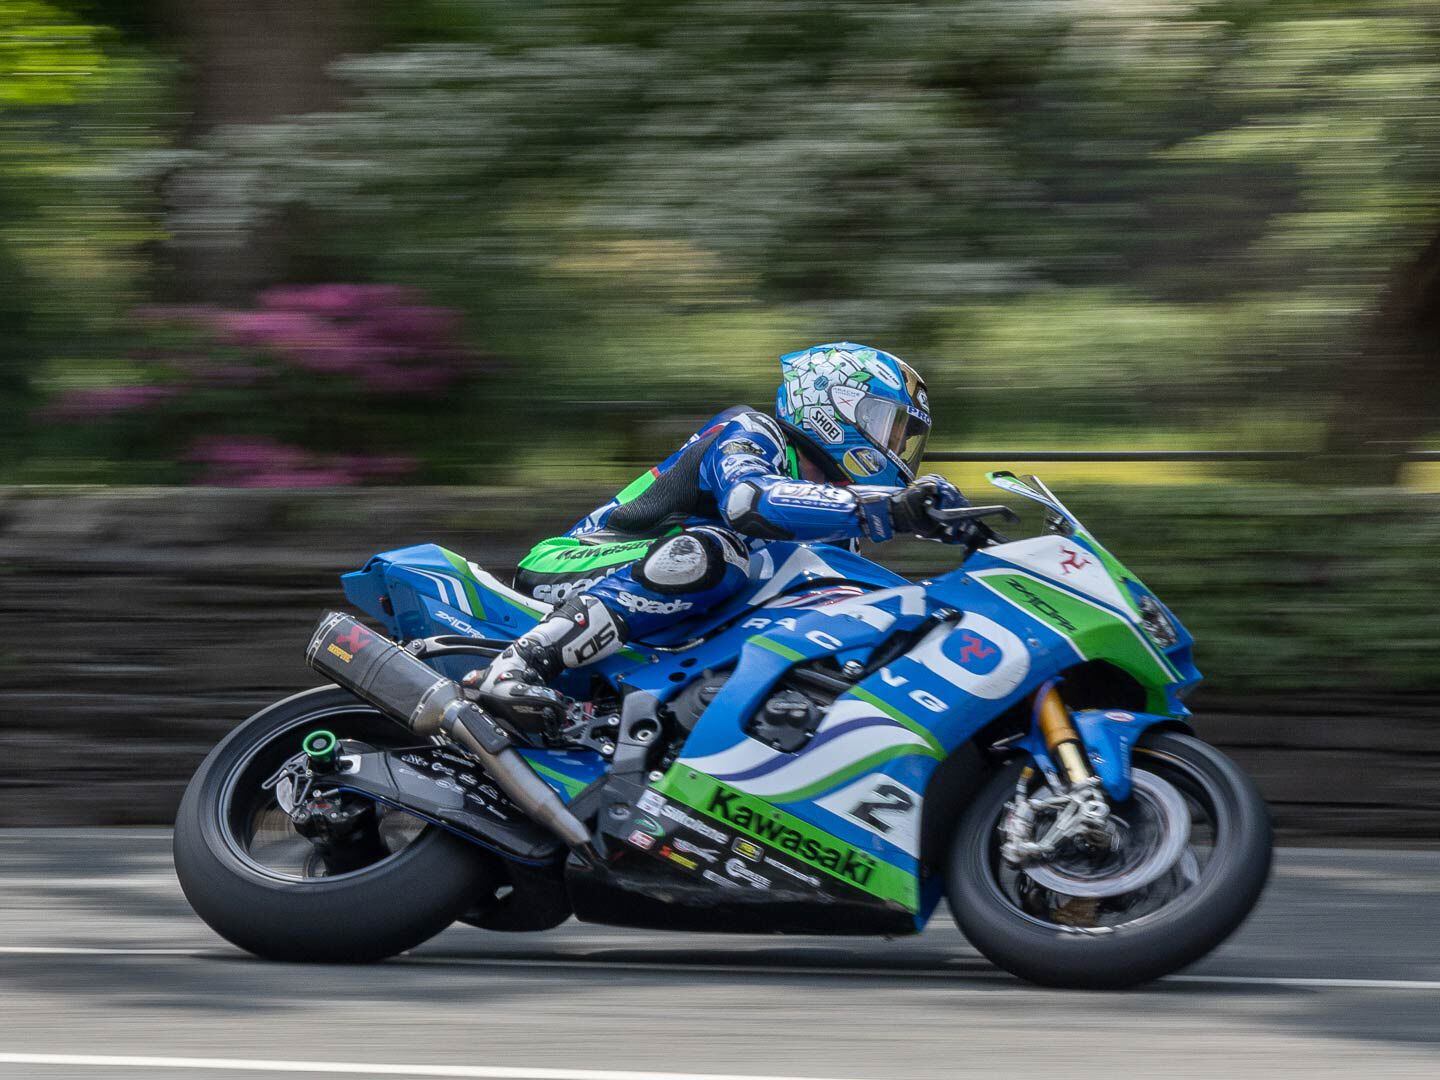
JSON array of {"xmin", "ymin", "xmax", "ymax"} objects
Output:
[
  {"xmin": 0, "ymin": 875, "xmax": 175, "ymax": 889},
  {"xmin": 0, "ymin": 945, "xmax": 1437, "ymax": 992},
  {"xmin": 0, "ymin": 1053, "xmax": 856, "ymax": 1080},
  {"xmin": 406, "ymin": 956, "xmax": 1440, "ymax": 992},
  {"xmin": 1167, "ymin": 973, "xmax": 1440, "ymax": 992},
  {"xmin": 0, "ymin": 828, "xmax": 172, "ymax": 839},
  {"xmin": 401, "ymin": 955, "xmax": 1007, "ymax": 981},
  {"xmin": 0, "ymin": 946, "xmax": 200, "ymax": 956}
]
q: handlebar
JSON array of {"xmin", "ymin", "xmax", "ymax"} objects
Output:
[
  {"xmin": 926, "ymin": 504, "xmax": 1020, "ymax": 525},
  {"xmin": 925, "ymin": 503, "xmax": 1019, "ymax": 551}
]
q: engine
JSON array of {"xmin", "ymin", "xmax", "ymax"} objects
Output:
[
  {"xmin": 748, "ymin": 688, "xmax": 823, "ymax": 752},
  {"xmin": 664, "ymin": 665, "xmax": 847, "ymax": 754}
]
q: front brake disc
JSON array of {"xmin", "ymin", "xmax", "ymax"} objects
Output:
[{"xmin": 1022, "ymin": 770, "xmax": 1191, "ymax": 898}]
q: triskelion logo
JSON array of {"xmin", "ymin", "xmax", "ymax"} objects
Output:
[{"xmin": 949, "ymin": 629, "xmax": 1001, "ymax": 675}]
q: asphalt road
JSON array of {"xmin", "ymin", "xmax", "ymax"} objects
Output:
[{"xmin": 0, "ymin": 830, "xmax": 1436, "ymax": 1080}]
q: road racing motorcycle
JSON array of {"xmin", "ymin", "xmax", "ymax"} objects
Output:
[{"xmin": 175, "ymin": 472, "xmax": 1271, "ymax": 988}]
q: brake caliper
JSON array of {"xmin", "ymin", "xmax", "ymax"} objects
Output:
[
  {"xmin": 263, "ymin": 737, "xmax": 378, "ymax": 869},
  {"xmin": 1001, "ymin": 770, "xmax": 1114, "ymax": 869}
]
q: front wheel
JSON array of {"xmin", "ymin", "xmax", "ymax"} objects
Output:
[
  {"xmin": 947, "ymin": 731, "xmax": 1271, "ymax": 989},
  {"xmin": 174, "ymin": 685, "xmax": 495, "ymax": 962}
]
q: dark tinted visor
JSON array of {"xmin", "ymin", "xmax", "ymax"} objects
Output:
[{"xmin": 854, "ymin": 395, "xmax": 931, "ymax": 479}]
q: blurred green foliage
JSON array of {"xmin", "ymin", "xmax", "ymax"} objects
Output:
[
  {"xmin": 3, "ymin": 1, "xmax": 1440, "ymax": 481},
  {"xmin": 0, "ymin": 0, "xmax": 171, "ymax": 472}
]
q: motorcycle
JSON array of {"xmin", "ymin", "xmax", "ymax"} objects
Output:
[{"xmin": 174, "ymin": 471, "xmax": 1271, "ymax": 988}]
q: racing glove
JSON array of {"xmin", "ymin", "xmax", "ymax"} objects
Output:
[{"xmin": 887, "ymin": 474, "xmax": 970, "ymax": 540}]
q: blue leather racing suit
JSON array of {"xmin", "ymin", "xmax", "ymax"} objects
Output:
[{"xmin": 514, "ymin": 406, "xmax": 894, "ymax": 638}]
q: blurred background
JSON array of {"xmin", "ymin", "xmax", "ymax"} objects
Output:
[{"xmin": 2, "ymin": 0, "xmax": 1439, "ymax": 837}]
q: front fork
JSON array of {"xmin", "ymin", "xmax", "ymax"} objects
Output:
[{"xmin": 1000, "ymin": 681, "xmax": 1114, "ymax": 868}]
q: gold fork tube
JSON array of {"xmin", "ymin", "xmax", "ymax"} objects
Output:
[{"xmin": 1036, "ymin": 686, "xmax": 1094, "ymax": 787}]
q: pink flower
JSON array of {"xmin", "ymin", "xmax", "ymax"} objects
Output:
[
  {"xmin": 212, "ymin": 311, "xmax": 377, "ymax": 375},
  {"xmin": 202, "ymin": 363, "xmax": 266, "ymax": 386},
  {"xmin": 188, "ymin": 437, "xmax": 417, "ymax": 487},
  {"xmin": 360, "ymin": 305, "xmax": 460, "ymax": 347},
  {"xmin": 214, "ymin": 310, "xmax": 328, "ymax": 349},
  {"xmin": 136, "ymin": 286, "xmax": 478, "ymax": 394},
  {"xmin": 359, "ymin": 361, "xmax": 461, "ymax": 394},
  {"xmin": 189, "ymin": 436, "xmax": 307, "ymax": 469},
  {"xmin": 235, "ymin": 468, "xmax": 359, "ymax": 488},
  {"xmin": 258, "ymin": 284, "xmax": 416, "ymax": 318},
  {"xmin": 338, "ymin": 453, "xmax": 417, "ymax": 479},
  {"xmin": 39, "ymin": 385, "xmax": 178, "ymax": 421}
]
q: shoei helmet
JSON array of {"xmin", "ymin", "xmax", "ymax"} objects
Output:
[{"xmin": 775, "ymin": 342, "xmax": 931, "ymax": 487}]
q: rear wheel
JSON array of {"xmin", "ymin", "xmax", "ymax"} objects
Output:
[
  {"xmin": 947, "ymin": 731, "xmax": 1271, "ymax": 989},
  {"xmin": 174, "ymin": 686, "xmax": 495, "ymax": 962},
  {"xmin": 461, "ymin": 859, "xmax": 573, "ymax": 932}
]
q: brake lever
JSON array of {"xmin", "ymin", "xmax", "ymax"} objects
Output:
[
  {"xmin": 921, "ymin": 503, "xmax": 1018, "ymax": 550},
  {"xmin": 926, "ymin": 504, "xmax": 1021, "ymax": 525}
]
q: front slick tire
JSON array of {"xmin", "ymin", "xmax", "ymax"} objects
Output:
[
  {"xmin": 948, "ymin": 731, "xmax": 1271, "ymax": 990},
  {"xmin": 174, "ymin": 686, "xmax": 494, "ymax": 963}
]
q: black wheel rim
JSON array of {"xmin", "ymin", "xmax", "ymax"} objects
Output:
[{"xmin": 216, "ymin": 697, "xmax": 430, "ymax": 884}]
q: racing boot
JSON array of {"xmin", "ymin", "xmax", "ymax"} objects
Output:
[{"xmin": 465, "ymin": 594, "xmax": 626, "ymax": 739}]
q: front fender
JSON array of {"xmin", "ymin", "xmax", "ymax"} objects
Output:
[
  {"xmin": 1018, "ymin": 710, "xmax": 1187, "ymax": 802},
  {"xmin": 1074, "ymin": 710, "xmax": 1190, "ymax": 801}
]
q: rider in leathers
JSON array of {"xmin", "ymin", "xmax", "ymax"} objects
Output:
[{"xmin": 471, "ymin": 343, "xmax": 970, "ymax": 737}]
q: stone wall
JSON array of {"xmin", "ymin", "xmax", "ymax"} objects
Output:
[{"xmin": 1, "ymin": 486, "xmax": 1434, "ymax": 842}]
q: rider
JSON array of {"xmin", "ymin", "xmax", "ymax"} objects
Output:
[{"xmin": 469, "ymin": 342, "xmax": 970, "ymax": 737}]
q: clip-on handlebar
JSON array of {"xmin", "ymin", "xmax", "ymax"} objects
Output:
[{"xmin": 925, "ymin": 503, "xmax": 1020, "ymax": 551}]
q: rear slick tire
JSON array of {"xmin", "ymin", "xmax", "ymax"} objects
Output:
[
  {"xmin": 947, "ymin": 731, "xmax": 1271, "ymax": 989},
  {"xmin": 174, "ymin": 685, "xmax": 495, "ymax": 963}
]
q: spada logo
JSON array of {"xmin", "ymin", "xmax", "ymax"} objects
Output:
[
  {"xmin": 616, "ymin": 594, "xmax": 693, "ymax": 616},
  {"xmin": 532, "ymin": 576, "xmax": 603, "ymax": 604}
]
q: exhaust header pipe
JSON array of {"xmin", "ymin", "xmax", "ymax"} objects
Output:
[{"xmin": 305, "ymin": 611, "xmax": 591, "ymax": 850}]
